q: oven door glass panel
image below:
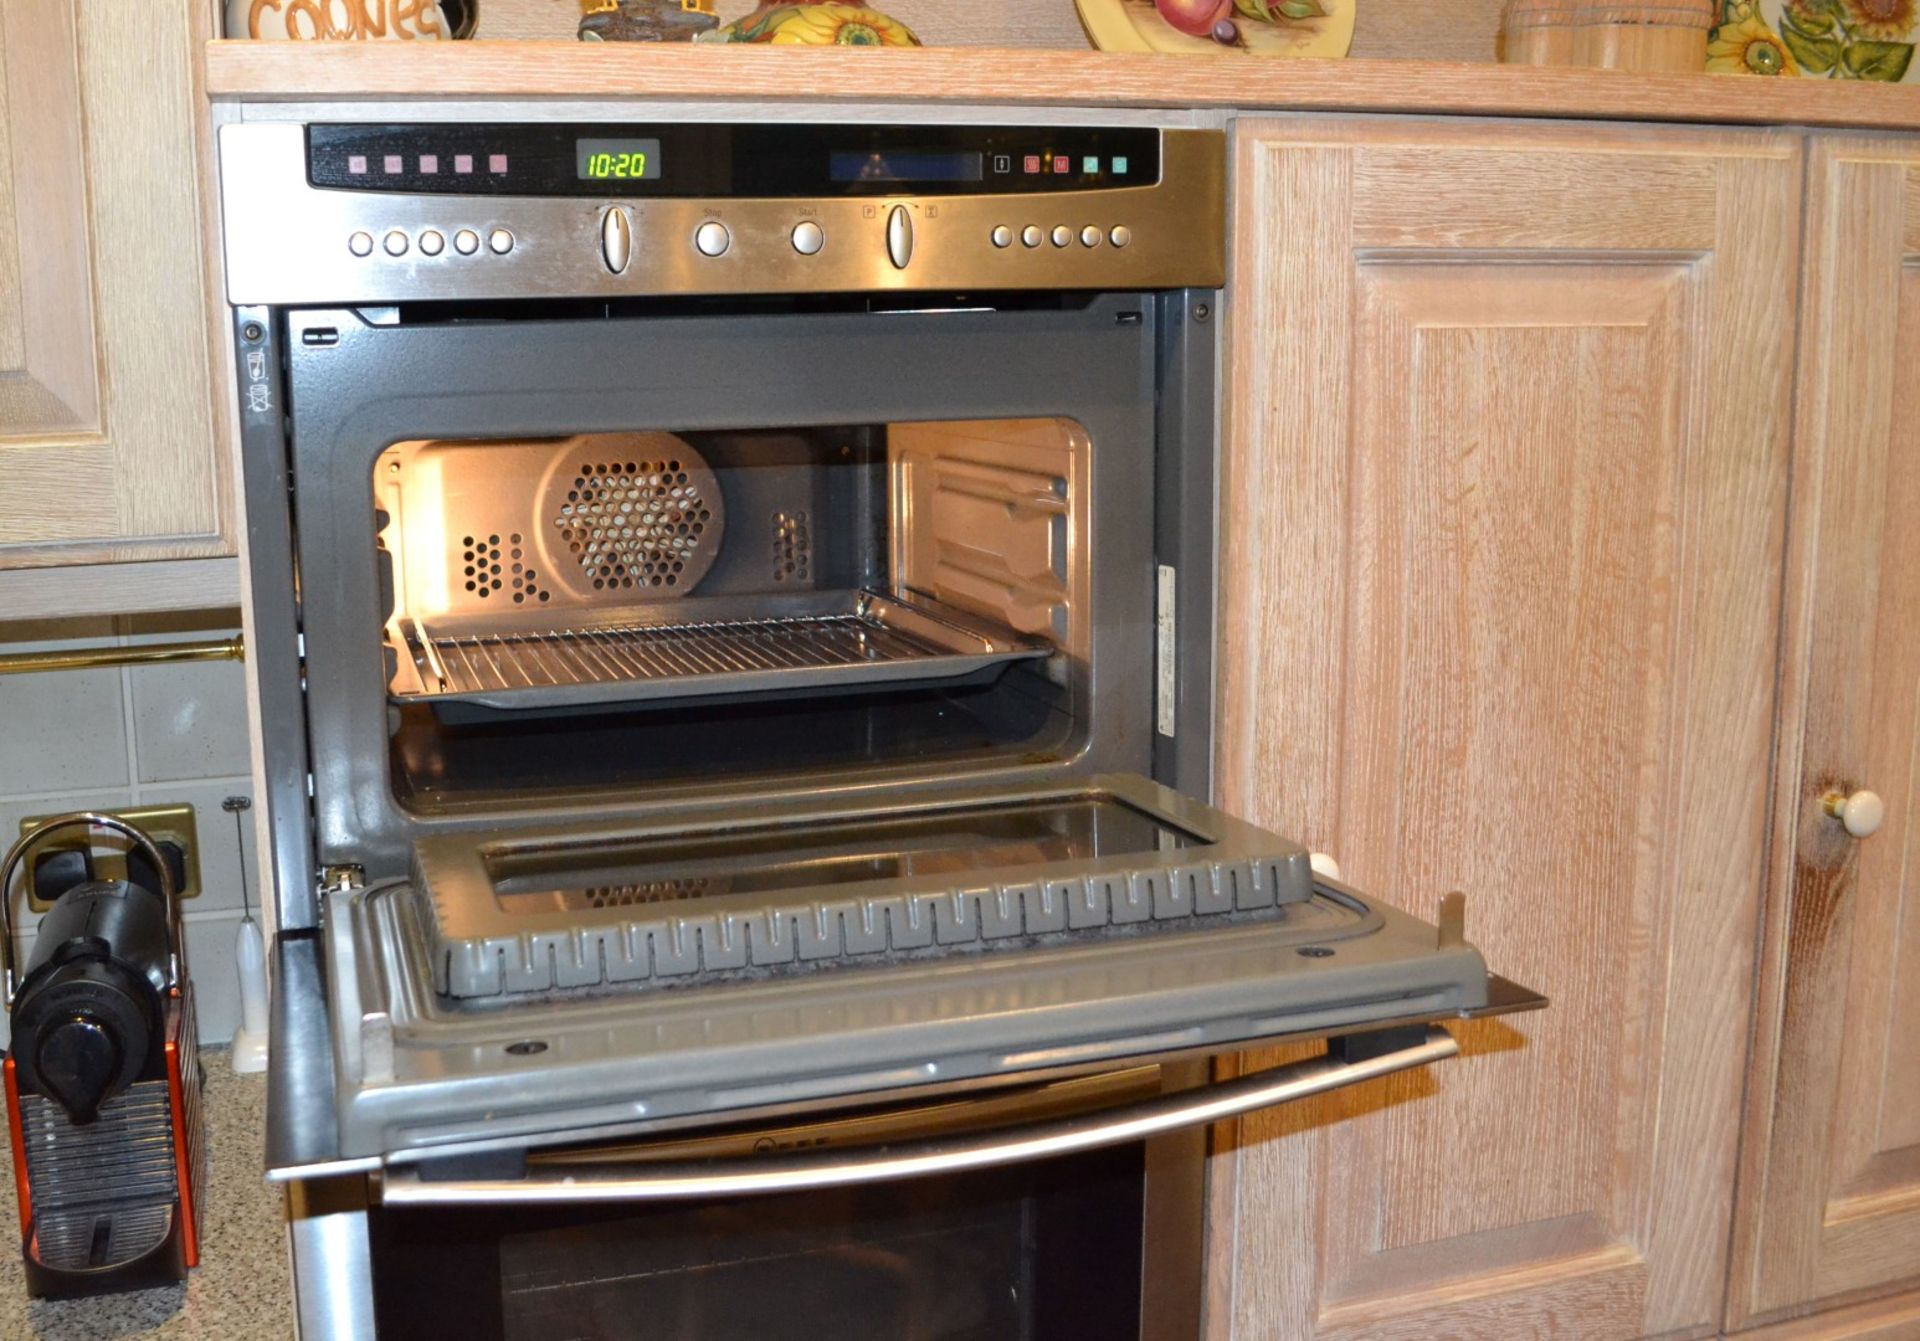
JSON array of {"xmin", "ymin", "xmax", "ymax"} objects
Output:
[
  {"xmin": 414, "ymin": 775, "xmax": 1301, "ymax": 999},
  {"xmin": 485, "ymin": 794, "xmax": 1200, "ymax": 911},
  {"xmin": 322, "ymin": 773, "xmax": 1507, "ymax": 1162}
]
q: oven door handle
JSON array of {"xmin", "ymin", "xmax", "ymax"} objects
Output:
[{"xmin": 378, "ymin": 1025, "xmax": 1458, "ymax": 1206}]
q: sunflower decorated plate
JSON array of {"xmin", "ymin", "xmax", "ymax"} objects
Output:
[
  {"xmin": 1075, "ymin": 0, "xmax": 1354, "ymax": 58},
  {"xmin": 1708, "ymin": 0, "xmax": 1916, "ymax": 77},
  {"xmin": 701, "ymin": 2, "xmax": 921, "ymax": 45}
]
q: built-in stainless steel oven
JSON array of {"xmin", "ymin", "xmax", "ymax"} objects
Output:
[{"xmin": 220, "ymin": 114, "xmax": 1542, "ymax": 1340}]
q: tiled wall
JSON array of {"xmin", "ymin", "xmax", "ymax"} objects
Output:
[{"xmin": 0, "ymin": 610, "xmax": 257, "ymax": 1046}]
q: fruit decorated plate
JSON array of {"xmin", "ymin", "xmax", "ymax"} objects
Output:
[
  {"xmin": 1710, "ymin": 0, "xmax": 1918, "ymax": 77},
  {"xmin": 1074, "ymin": 0, "xmax": 1354, "ymax": 57}
]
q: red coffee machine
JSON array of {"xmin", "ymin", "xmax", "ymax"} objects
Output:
[{"xmin": 0, "ymin": 813, "xmax": 204, "ymax": 1298}]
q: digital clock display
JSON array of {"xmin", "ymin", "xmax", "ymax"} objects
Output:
[{"xmin": 576, "ymin": 137, "xmax": 663, "ymax": 181}]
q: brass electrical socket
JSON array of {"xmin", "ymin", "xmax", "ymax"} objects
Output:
[{"xmin": 15, "ymin": 804, "xmax": 203, "ymax": 913}]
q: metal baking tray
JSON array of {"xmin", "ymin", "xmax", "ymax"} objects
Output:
[{"xmin": 386, "ymin": 588, "xmax": 1052, "ymax": 711}]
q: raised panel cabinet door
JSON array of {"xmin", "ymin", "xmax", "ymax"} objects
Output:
[
  {"xmin": 0, "ymin": 0, "xmax": 229, "ymax": 567},
  {"xmin": 1210, "ymin": 118, "xmax": 1798, "ymax": 1341},
  {"xmin": 1726, "ymin": 134, "xmax": 1920, "ymax": 1332}
]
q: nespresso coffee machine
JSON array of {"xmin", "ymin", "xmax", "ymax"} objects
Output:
[{"xmin": 0, "ymin": 813, "xmax": 205, "ymax": 1298}]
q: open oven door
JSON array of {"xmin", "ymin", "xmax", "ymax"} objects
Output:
[{"xmin": 273, "ymin": 773, "xmax": 1543, "ymax": 1184}]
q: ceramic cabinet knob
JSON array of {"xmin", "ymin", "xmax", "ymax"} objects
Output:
[{"xmin": 1822, "ymin": 788, "xmax": 1885, "ymax": 839}]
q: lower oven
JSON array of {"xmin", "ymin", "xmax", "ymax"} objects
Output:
[
  {"xmin": 220, "ymin": 115, "xmax": 1543, "ymax": 1339},
  {"xmin": 370, "ymin": 1071, "xmax": 1197, "ymax": 1341}
]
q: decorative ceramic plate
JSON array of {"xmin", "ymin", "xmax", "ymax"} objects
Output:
[
  {"xmin": 1710, "ymin": 0, "xmax": 1918, "ymax": 78},
  {"xmin": 1074, "ymin": 0, "xmax": 1354, "ymax": 58}
]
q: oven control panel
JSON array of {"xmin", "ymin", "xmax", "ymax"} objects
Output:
[{"xmin": 219, "ymin": 122, "xmax": 1223, "ymax": 305}]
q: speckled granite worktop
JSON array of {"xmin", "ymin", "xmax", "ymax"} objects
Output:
[{"xmin": 0, "ymin": 1051, "xmax": 293, "ymax": 1339}]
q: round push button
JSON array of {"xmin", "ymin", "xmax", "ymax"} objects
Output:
[
  {"xmin": 695, "ymin": 221, "xmax": 731, "ymax": 258},
  {"xmin": 1108, "ymin": 225, "xmax": 1133, "ymax": 248},
  {"xmin": 348, "ymin": 231, "xmax": 374, "ymax": 257},
  {"xmin": 1080, "ymin": 226, "xmax": 1102, "ymax": 248},
  {"xmin": 1021, "ymin": 225, "xmax": 1043, "ymax": 248},
  {"xmin": 991, "ymin": 225, "xmax": 1013, "ymax": 249},
  {"xmin": 488, "ymin": 228, "xmax": 515, "ymax": 255},
  {"xmin": 419, "ymin": 230, "xmax": 445, "ymax": 257},
  {"xmin": 383, "ymin": 230, "xmax": 409, "ymax": 257},
  {"xmin": 1050, "ymin": 225, "xmax": 1072, "ymax": 248},
  {"xmin": 454, "ymin": 229, "xmax": 480, "ymax": 256},
  {"xmin": 791, "ymin": 220, "xmax": 824, "ymax": 256}
]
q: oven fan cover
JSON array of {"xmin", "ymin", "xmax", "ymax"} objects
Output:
[
  {"xmin": 537, "ymin": 433, "xmax": 724, "ymax": 602},
  {"xmin": 383, "ymin": 434, "xmax": 725, "ymax": 620}
]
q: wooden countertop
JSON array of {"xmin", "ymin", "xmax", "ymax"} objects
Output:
[{"xmin": 205, "ymin": 40, "xmax": 1920, "ymax": 131}]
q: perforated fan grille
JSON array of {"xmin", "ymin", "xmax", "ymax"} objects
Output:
[{"xmin": 552, "ymin": 455, "xmax": 719, "ymax": 595}]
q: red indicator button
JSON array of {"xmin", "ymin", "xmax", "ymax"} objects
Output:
[
  {"xmin": 383, "ymin": 155, "xmax": 403, "ymax": 174},
  {"xmin": 454, "ymin": 154, "xmax": 474, "ymax": 174},
  {"xmin": 1053, "ymin": 156, "xmax": 1071, "ymax": 174},
  {"xmin": 1024, "ymin": 154, "xmax": 1041, "ymax": 174},
  {"xmin": 489, "ymin": 153, "xmax": 509, "ymax": 174}
]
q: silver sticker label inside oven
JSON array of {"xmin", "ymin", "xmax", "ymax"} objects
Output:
[{"xmin": 1156, "ymin": 563, "xmax": 1176, "ymax": 738}]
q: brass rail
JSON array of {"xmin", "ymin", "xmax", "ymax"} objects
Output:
[{"xmin": 0, "ymin": 635, "xmax": 245, "ymax": 676}]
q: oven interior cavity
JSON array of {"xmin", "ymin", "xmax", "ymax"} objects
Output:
[{"xmin": 372, "ymin": 420, "xmax": 1090, "ymax": 810}]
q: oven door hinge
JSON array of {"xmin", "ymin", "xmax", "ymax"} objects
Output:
[
  {"xmin": 1156, "ymin": 564, "xmax": 1177, "ymax": 738},
  {"xmin": 319, "ymin": 864, "xmax": 364, "ymax": 896}
]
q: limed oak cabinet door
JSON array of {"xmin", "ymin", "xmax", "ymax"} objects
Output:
[
  {"xmin": 1210, "ymin": 118, "xmax": 1798, "ymax": 1340},
  {"xmin": 0, "ymin": 0, "xmax": 228, "ymax": 568},
  {"xmin": 1726, "ymin": 134, "xmax": 1920, "ymax": 1333}
]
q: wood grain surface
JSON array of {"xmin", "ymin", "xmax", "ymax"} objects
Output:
[
  {"xmin": 1209, "ymin": 116, "xmax": 1798, "ymax": 1340},
  {"xmin": 1, "ymin": 0, "xmax": 231, "ymax": 569},
  {"xmin": 0, "ymin": 558, "xmax": 242, "ymax": 620},
  {"xmin": 1725, "ymin": 134, "xmax": 1920, "ymax": 1334},
  {"xmin": 1736, "ymin": 1284, "xmax": 1920, "ymax": 1339},
  {"xmin": 0, "ymin": 0, "xmax": 100, "ymax": 438},
  {"xmin": 202, "ymin": 40, "xmax": 1920, "ymax": 132}
]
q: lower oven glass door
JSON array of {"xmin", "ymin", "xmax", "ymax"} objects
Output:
[{"xmin": 372, "ymin": 1129, "xmax": 1156, "ymax": 1341}]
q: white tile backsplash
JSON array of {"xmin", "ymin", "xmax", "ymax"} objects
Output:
[
  {"xmin": 0, "ymin": 610, "xmax": 254, "ymax": 1044},
  {"xmin": 129, "ymin": 657, "xmax": 251, "ymax": 782},
  {"xmin": 0, "ymin": 617, "xmax": 131, "ymax": 795},
  {"xmin": 182, "ymin": 910, "xmax": 246, "ymax": 1048}
]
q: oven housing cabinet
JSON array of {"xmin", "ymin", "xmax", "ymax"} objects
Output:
[{"xmin": 226, "ymin": 119, "xmax": 1542, "ymax": 1341}]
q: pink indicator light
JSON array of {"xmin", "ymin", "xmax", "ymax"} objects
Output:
[
  {"xmin": 384, "ymin": 155, "xmax": 403, "ymax": 174},
  {"xmin": 1024, "ymin": 154, "xmax": 1041, "ymax": 174},
  {"xmin": 488, "ymin": 153, "xmax": 508, "ymax": 174},
  {"xmin": 419, "ymin": 154, "xmax": 439, "ymax": 174},
  {"xmin": 454, "ymin": 154, "xmax": 474, "ymax": 174},
  {"xmin": 347, "ymin": 155, "xmax": 367, "ymax": 175},
  {"xmin": 1053, "ymin": 156, "xmax": 1070, "ymax": 174}
]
